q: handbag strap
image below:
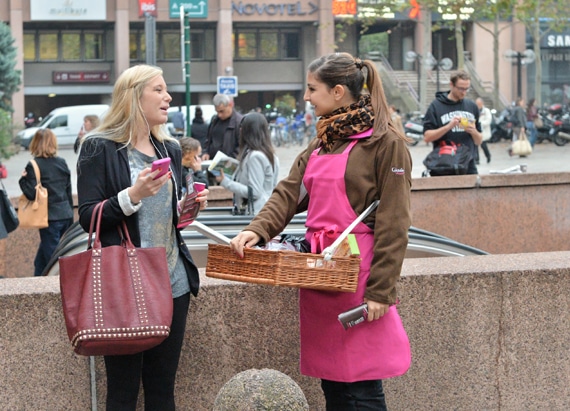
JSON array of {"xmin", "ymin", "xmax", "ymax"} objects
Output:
[
  {"xmin": 89, "ymin": 201, "xmax": 106, "ymax": 249},
  {"xmin": 29, "ymin": 159, "xmax": 44, "ymax": 203}
]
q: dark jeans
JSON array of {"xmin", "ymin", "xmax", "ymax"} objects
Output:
[
  {"xmin": 480, "ymin": 141, "xmax": 491, "ymax": 162},
  {"xmin": 104, "ymin": 293, "xmax": 191, "ymax": 411},
  {"xmin": 321, "ymin": 379, "xmax": 387, "ymax": 411},
  {"xmin": 34, "ymin": 218, "xmax": 73, "ymax": 276}
]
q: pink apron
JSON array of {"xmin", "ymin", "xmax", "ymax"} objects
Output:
[{"xmin": 300, "ymin": 130, "xmax": 411, "ymax": 382}]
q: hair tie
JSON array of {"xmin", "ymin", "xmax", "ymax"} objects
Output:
[{"xmin": 355, "ymin": 58, "xmax": 362, "ymax": 70}]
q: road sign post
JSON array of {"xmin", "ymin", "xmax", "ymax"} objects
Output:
[{"xmin": 217, "ymin": 76, "xmax": 238, "ymax": 97}]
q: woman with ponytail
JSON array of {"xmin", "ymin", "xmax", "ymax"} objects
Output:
[{"xmin": 231, "ymin": 52, "xmax": 412, "ymax": 409}]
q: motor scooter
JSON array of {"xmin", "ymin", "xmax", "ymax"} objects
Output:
[
  {"xmin": 490, "ymin": 108, "xmax": 513, "ymax": 143},
  {"xmin": 403, "ymin": 115, "xmax": 423, "ymax": 146},
  {"xmin": 548, "ymin": 114, "xmax": 570, "ymax": 146}
]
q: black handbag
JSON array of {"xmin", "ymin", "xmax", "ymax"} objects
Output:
[
  {"xmin": 423, "ymin": 141, "xmax": 473, "ymax": 176},
  {"xmin": 0, "ymin": 180, "xmax": 19, "ymax": 235}
]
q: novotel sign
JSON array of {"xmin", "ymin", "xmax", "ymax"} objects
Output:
[{"xmin": 232, "ymin": 1, "xmax": 318, "ymax": 16}]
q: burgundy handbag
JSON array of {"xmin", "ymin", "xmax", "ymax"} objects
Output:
[{"xmin": 59, "ymin": 200, "xmax": 173, "ymax": 356}]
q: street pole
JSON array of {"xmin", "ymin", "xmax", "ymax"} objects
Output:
[
  {"xmin": 516, "ymin": 52, "xmax": 522, "ymax": 99},
  {"xmin": 182, "ymin": 7, "xmax": 191, "ymax": 136}
]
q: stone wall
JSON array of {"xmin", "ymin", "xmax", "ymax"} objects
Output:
[
  {"xmin": 1, "ymin": 253, "xmax": 569, "ymax": 410},
  {"xmin": 3, "ymin": 173, "xmax": 570, "ymax": 278}
]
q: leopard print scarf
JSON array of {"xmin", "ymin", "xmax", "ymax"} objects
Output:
[{"xmin": 316, "ymin": 94, "xmax": 374, "ymax": 151}]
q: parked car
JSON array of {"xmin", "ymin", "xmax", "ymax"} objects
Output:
[{"xmin": 18, "ymin": 104, "xmax": 109, "ymax": 149}]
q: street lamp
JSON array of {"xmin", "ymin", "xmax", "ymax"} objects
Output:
[
  {"xmin": 425, "ymin": 53, "xmax": 453, "ymax": 92},
  {"xmin": 405, "ymin": 51, "xmax": 422, "ymax": 110},
  {"xmin": 504, "ymin": 49, "xmax": 535, "ymax": 99}
]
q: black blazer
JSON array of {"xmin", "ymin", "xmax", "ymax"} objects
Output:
[{"xmin": 77, "ymin": 135, "xmax": 200, "ymax": 296}]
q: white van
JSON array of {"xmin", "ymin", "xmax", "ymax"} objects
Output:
[
  {"xmin": 165, "ymin": 105, "xmax": 216, "ymax": 137},
  {"xmin": 18, "ymin": 104, "xmax": 109, "ymax": 149}
]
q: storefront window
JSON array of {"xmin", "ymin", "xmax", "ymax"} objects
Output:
[
  {"xmin": 162, "ymin": 31, "xmax": 180, "ymax": 60},
  {"xmin": 282, "ymin": 32, "xmax": 300, "ymax": 59},
  {"xmin": 130, "ymin": 30, "xmax": 146, "ymax": 61}
]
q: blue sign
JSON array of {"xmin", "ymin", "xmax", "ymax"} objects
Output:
[
  {"xmin": 170, "ymin": 0, "xmax": 208, "ymax": 19},
  {"xmin": 217, "ymin": 76, "xmax": 238, "ymax": 97}
]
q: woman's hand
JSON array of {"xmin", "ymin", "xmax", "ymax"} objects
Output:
[
  {"xmin": 364, "ymin": 298, "xmax": 389, "ymax": 321},
  {"xmin": 230, "ymin": 230, "xmax": 261, "ymax": 258},
  {"xmin": 215, "ymin": 169, "xmax": 225, "ymax": 183},
  {"xmin": 127, "ymin": 167, "xmax": 172, "ymax": 204},
  {"xmin": 197, "ymin": 188, "xmax": 209, "ymax": 210},
  {"xmin": 189, "ymin": 154, "xmax": 202, "ymax": 172}
]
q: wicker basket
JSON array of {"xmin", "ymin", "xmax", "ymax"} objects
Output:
[{"xmin": 205, "ymin": 243, "xmax": 361, "ymax": 293}]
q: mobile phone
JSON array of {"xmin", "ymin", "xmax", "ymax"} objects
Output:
[
  {"xmin": 338, "ymin": 303, "xmax": 368, "ymax": 330},
  {"xmin": 151, "ymin": 158, "xmax": 171, "ymax": 179},
  {"xmin": 193, "ymin": 182, "xmax": 206, "ymax": 192}
]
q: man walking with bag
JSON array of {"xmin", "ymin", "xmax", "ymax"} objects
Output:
[{"xmin": 423, "ymin": 70, "xmax": 483, "ymax": 175}]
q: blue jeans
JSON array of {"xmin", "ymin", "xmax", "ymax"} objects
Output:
[
  {"xmin": 321, "ymin": 379, "xmax": 387, "ymax": 411},
  {"xmin": 526, "ymin": 121, "xmax": 537, "ymax": 147},
  {"xmin": 34, "ymin": 218, "xmax": 73, "ymax": 276}
]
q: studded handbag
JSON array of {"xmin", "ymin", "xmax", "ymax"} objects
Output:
[{"xmin": 59, "ymin": 200, "xmax": 173, "ymax": 356}]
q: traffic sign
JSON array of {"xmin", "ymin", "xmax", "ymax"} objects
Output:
[
  {"xmin": 217, "ymin": 76, "xmax": 238, "ymax": 97},
  {"xmin": 170, "ymin": 0, "xmax": 208, "ymax": 18}
]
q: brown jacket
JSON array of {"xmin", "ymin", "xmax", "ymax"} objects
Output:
[{"xmin": 245, "ymin": 127, "xmax": 412, "ymax": 305}]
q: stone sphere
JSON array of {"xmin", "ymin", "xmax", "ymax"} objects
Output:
[{"xmin": 213, "ymin": 368, "xmax": 309, "ymax": 411}]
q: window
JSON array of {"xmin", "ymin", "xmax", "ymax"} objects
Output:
[
  {"xmin": 39, "ymin": 33, "xmax": 58, "ymax": 60},
  {"xmin": 130, "ymin": 28, "xmax": 213, "ymax": 62},
  {"xmin": 48, "ymin": 115, "xmax": 68, "ymax": 129},
  {"xmin": 233, "ymin": 28, "xmax": 301, "ymax": 60},
  {"xmin": 24, "ymin": 30, "xmax": 106, "ymax": 62}
]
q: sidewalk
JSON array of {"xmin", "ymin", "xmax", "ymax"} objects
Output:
[{"xmin": 2, "ymin": 139, "xmax": 569, "ymax": 197}]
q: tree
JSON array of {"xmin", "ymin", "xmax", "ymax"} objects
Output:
[{"xmin": 0, "ymin": 21, "xmax": 21, "ymax": 113}]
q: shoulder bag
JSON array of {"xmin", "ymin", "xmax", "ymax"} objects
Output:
[
  {"xmin": 0, "ymin": 180, "xmax": 19, "ymax": 234},
  {"xmin": 59, "ymin": 200, "xmax": 173, "ymax": 356},
  {"xmin": 17, "ymin": 159, "xmax": 48, "ymax": 229},
  {"xmin": 511, "ymin": 130, "xmax": 532, "ymax": 156},
  {"xmin": 423, "ymin": 141, "xmax": 473, "ymax": 176}
]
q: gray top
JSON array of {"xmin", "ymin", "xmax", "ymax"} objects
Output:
[
  {"xmin": 220, "ymin": 150, "xmax": 279, "ymax": 215},
  {"xmin": 128, "ymin": 148, "xmax": 190, "ymax": 298}
]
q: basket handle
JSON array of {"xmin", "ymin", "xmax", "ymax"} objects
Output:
[{"xmin": 322, "ymin": 200, "xmax": 379, "ymax": 261}]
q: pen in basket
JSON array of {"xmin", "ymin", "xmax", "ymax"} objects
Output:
[{"xmin": 322, "ymin": 200, "xmax": 380, "ymax": 261}]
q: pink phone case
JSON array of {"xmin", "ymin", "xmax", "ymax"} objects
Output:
[{"xmin": 151, "ymin": 158, "xmax": 171, "ymax": 179}]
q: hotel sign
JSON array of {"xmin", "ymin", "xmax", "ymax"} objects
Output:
[
  {"xmin": 31, "ymin": 0, "xmax": 106, "ymax": 21},
  {"xmin": 232, "ymin": 1, "xmax": 318, "ymax": 16}
]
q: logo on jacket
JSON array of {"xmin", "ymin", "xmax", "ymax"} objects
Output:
[{"xmin": 391, "ymin": 167, "xmax": 405, "ymax": 175}]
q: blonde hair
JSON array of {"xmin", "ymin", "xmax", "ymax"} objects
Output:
[
  {"xmin": 92, "ymin": 64, "xmax": 174, "ymax": 146},
  {"xmin": 30, "ymin": 129, "xmax": 58, "ymax": 158}
]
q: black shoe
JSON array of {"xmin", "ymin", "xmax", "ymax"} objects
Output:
[{"xmin": 487, "ymin": 157, "xmax": 491, "ymax": 163}]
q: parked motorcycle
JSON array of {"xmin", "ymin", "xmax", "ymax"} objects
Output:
[
  {"xmin": 490, "ymin": 108, "xmax": 514, "ymax": 143},
  {"xmin": 548, "ymin": 114, "xmax": 570, "ymax": 146},
  {"xmin": 403, "ymin": 114, "xmax": 424, "ymax": 146}
]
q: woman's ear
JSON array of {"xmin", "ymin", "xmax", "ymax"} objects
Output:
[{"xmin": 332, "ymin": 84, "xmax": 345, "ymax": 101}]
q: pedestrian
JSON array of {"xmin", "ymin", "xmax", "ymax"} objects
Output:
[
  {"xmin": 423, "ymin": 70, "xmax": 483, "ymax": 174},
  {"xmin": 179, "ymin": 136, "xmax": 208, "ymax": 188},
  {"xmin": 19, "ymin": 129, "xmax": 73, "ymax": 276},
  {"xmin": 190, "ymin": 106, "xmax": 209, "ymax": 149},
  {"xmin": 171, "ymin": 106, "xmax": 185, "ymax": 136},
  {"xmin": 215, "ymin": 112, "xmax": 279, "ymax": 215},
  {"xmin": 74, "ymin": 114, "xmax": 101, "ymax": 153},
  {"xmin": 508, "ymin": 97, "xmax": 528, "ymax": 157},
  {"xmin": 76, "ymin": 64, "xmax": 208, "ymax": 410},
  {"xmin": 526, "ymin": 98, "xmax": 539, "ymax": 147},
  {"xmin": 230, "ymin": 52, "xmax": 411, "ymax": 410},
  {"xmin": 476, "ymin": 98, "xmax": 492, "ymax": 163},
  {"xmin": 202, "ymin": 94, "xmax": 243, "ymax": 160}
]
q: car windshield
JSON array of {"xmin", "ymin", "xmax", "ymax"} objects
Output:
[{"xmin": 37, "ymin": 114, "xmax": 53, "ymax": 127}]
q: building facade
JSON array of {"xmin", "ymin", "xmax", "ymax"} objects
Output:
[{"xmin": 2, "ymin": 0, "xmax": 563, "ymax": 129}]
